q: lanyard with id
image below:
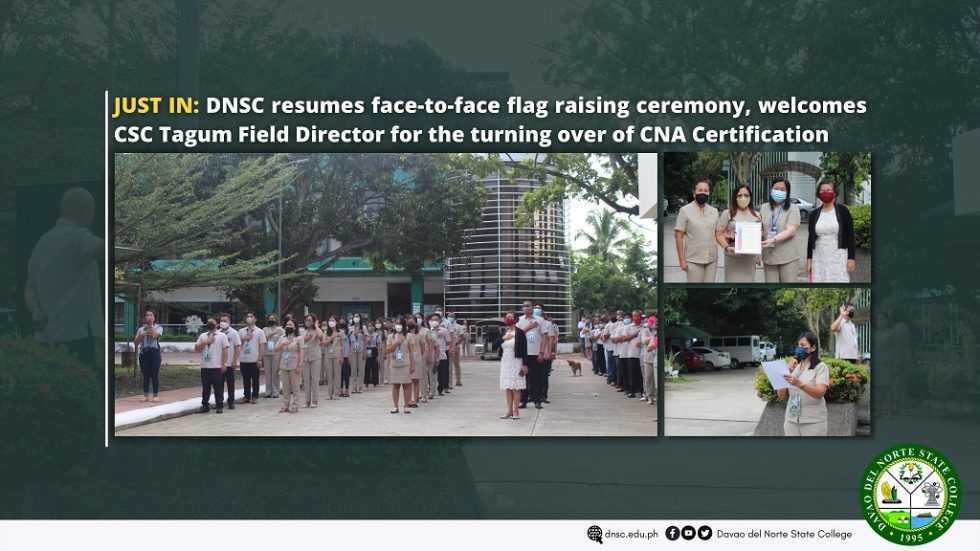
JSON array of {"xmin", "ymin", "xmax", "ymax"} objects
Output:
[
  {"xmin": 768, "ymin": 204, "xmax": 783, "ymax": 247},
  {"xmin": 787, "ymin": 366, "xmax": 803, "ymax": 418},
  {"xmin": 203, "ymin": 341, "xmax": 213, "ymax": 363},
  {"xmin": 394, "ymin": 343, "xmax": 404, "ymax": 364}
]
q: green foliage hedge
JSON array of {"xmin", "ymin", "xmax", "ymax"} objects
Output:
[
  {"xmin": 848, "ymin": 204, "xmax": 871, "ymax": 250},
  {"xmin": 755, "ymin": 357, "xmax": 868, "ymax": 403}
]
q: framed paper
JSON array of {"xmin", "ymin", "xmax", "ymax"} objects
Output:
[{"xmin": 734, "ymin": 221, "xmax": 762, "ymax": 255}]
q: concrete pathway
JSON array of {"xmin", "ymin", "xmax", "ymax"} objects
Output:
[
  {"xmin": 116, "ymin": 355, "xmax": 657, "ymax": 437},
  {"xmin": 664, "ymin": 368, "xmax": 766, "ymax": 436}
]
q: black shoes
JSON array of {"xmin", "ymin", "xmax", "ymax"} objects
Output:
[
  {"xmin": 518, "ymin": 402, "xmax": 527, "ymax": 409},
  {"xmin": 534, "ymin": 402, "xmax": 543, "ymax": 409},
  {"xmin": 542, "ymin": 399, "xmax": 550, "ymax": 404},
  {"xmin": 216, "ymin": 406, "xmax": 223, "ymax": 414},
  {"xmin": 198, "ymin": 405, "xmax": 209, "ymax": 413},
  {"xmin": 227, "ymin": 401, "xmax": 236, "ymax": 410},
  {"xmin": 627, "ymin": 393, "xmax": 636, "ymax": 398}
]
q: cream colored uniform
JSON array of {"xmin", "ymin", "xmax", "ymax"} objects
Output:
[
  {"xmin": 321, "ymin": 329, "xmax": 344, "ymax": 399},
  {"xmin": 262, "ymin": 324, "xmax": 284, "ymax": 397},
  {"xmin": 783, "ymin": 361, "xmax": 830, "ymax": 436},
  {"xmin": 675, "ymin": 201, "xmax": 720, "ymax": 282},
  {"xmin": 300, "ymin": 326, "xmax": 322, "ymax": 404},
  {"xmin": 278, "ymin": 336, "xmax": 302, "ymax": 412}
]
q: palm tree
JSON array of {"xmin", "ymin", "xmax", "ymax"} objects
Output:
[{"xmin": 576, "ymin": 209, "xmax": 629, "ymax": 262}]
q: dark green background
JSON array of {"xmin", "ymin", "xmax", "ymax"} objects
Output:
[{"xmin": 1, "ymin": 0, "xmax": 977, "ymax": 519}]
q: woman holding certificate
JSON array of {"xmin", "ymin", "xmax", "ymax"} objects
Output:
[
  {"xmin": 674, "ymin": 178, "xmax": 720, "ymax": 282},
  {"xmin": 807, "ymin": 179, "xmax": 856, "ymax": 283},
  {"xmin": 777, "ymin": 332, "xmax": 830, "ymax": 436},
  {"xmin": 759, "ymin": 177, "xmax": 802, "ymax": 282},
  {"xmin": 715, "ymin": 184, "xmax": 762, "ymax": 282}
]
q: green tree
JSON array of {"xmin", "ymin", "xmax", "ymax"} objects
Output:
[
  {"xmin": 663, "ymin": 152, "xmax": 727, "ymax": 204},
  {"xmin": 820, "ymin": 152, "xmax": 871, "ymax": 204},
  {"xmin": 575, "ymin": 209, "xmax": 630, "ymax": 262}
]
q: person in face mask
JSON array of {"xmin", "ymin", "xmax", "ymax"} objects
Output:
[
  {"xmin": 640, "ymin": 314, "xmax": 658, "ymax": 405},
  {"xmin": 387, "ymin": 316, "xmax": 416, "ymax": 413},
  {"xmin": 338, "ymin": 317, "xmax": 351, "ymax": 397},
  {"xmin": 379, "ymin": 319, "xmax": 391, "ymax": 385},
  {"xmin": 134, "ymin": 310, "xmax": 164, "ymax": 402},
  {"xmin": 274, "ymin": 319, "xmax": 304, "ymax": 413},
  {"xmin": 348, "ymin": 314, "xmax": 367, "ymax": 393},
  {"xmin": 236, "ymin": 312, "xmax": 266, "ymax": 405},
  {"xmin": 715, "ymin": 184, "xmax": 763, "ymax": 282},
  {"xmin": 194, "ymin": 316, "xmax": 230, "ymax": 414},
  {"xmin": 613, "ymin": 310, "xmax": 644, "ymax": 398},
  {"xmin": 516, "ymin": 300, "xmax": 550, "ymax": 409},
  {"xmin": 759, "ymin": 177, "xmax": 801, "ymax": 283},
  {"xmin": 495, "ymin": 311, "xmax": 527, "ymax": 419},
  {"xmin": 807, "ymin": 178, "xmax": 857, "ymax": 283},
  {"xmin": 534, "ymin": 304, "xmax": 556, "ymax": 403},
  {"xmin": 674, "ymin": 178, "xmax": 720, "ymax": 283},
  {"xmin": 444, "ymin": 311, "xmax": 461, "ymax": 388},
  {"xmin": 262, "ymin": 314, "xmax": 284, "ymax": 399},
  {"xmin": 320, "ymin": 316, "xmax": 344, "ymax": 399},
  {"xmin": 777, "ymin": 331, "xmax": 829, "ymax": 436},
  {"xmin": 364, "ymin": 318, "xmax": 381, "ymax": 389},
  {"xmin": 300, "ymin": 314, "xmax": 322, "ymax": 408},
  {"xmin": 412, "ymin": 314, "xmax": 431, "ymax": 405},
  {"xmin": 429, "ymin": 313, "xmax": 453, "ymax": 396},
  {"xmin": 218, "ymin": 313, "xmax": 242, "ymax": 410},
  {"xmin": 830, "ymin": 302, "xmax": 860, "ymax": 362}
]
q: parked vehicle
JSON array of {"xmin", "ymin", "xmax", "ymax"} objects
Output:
[
  {"xmin": 670, "ymin": 348, "xmax": 705, "ymax": 373},
  {"xmin": 790, "ymin": 197, "xmax": 814, "ymax": 222},
  {"xmin": 759, "ymin": 341, "xmax": 776, "ymax": 362},
  {"xmin": 688, "ymin": 346, "xmax": 733, "ymax": 371},
  {"xmin": 706, "ymin": 335, "xmax": 761, "ymax": 368}
]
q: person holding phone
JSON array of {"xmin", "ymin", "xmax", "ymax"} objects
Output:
[
  {"xmin": 348, "ymin": 315, "xmax": 367, "ymax": 394},
  {"xmin": 195, "ymin": 316, "xmax": 229, "ymax": 414},
  {"xmin": 134, "ymin": 310, "xmax": 163, "ymax": 402},
  {"xmin": 831, "ymin": 302, "xmax": 860, "ymax": 362},
  {"xmin": 275, "ymin": 319, "xmax": 304, "ymax": 413},
  {"xmin": 674, "ymin": 178, "xmax": 720, "ymax": 282},
  {"xmin": 777, "ymin": 332, "xmax": 830, "ymax": 436}
]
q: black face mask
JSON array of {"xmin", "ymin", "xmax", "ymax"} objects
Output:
[
  {"xmin": 695, "ymin": 193, "xmax": 709, "ymax": 205},
  {"xmin": 285, "ymin": 326, "xmax": 296, "ymax": 336},
  {"xmin": 268, "ymin": 319, "xmax": 276, "ymax": 326},
  {"xmin": 847, "ymin": 310, "xmax": 855, "ymax": 318},
  {"xmin": 207, "ymin": 322, "xmax": 216, "ymax": 331}
]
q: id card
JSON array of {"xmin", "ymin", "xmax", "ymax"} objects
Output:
[
  {"xmin": 242, "ymin": 341, "xmax": 251, "ymax": 355},
  {"xmin": 788, "ymin": 394, "xmax": 801, "ymax": 417},
  {"xmin": 367, "ymin": 348, "xmax": 373, "ymax": 358},
  {"xmin": 203, "ymin": 347, "xmax": 212, "ymax": 363},
  {"xmin": 282, "ymin": 351, "xmax": 292, "ymax": 365},
  {"xmin": 267, "ymin": 340, "xmax": 275, "ymax": 352},
  {"xmin": 395, "ymin": 349, "xmax": 404, "ymax": 363},
  {"xmin": 767, "ymin": 228, "xmax": 778, "ymax": 247},
  {"xmin": 354, "ymin": 341, "xmax": 362, "ymax": 352},
  {"xmin": 528, "ymin": 332, "xmax": 536, "ymax": 343}
]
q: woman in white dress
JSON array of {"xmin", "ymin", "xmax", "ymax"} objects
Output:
[
  {"xmin": 807, "ymin": 179, "xmax": 856, "ymax": 283},
  {"xmin": 497, "ymin": 312, "xmax": 527, "ymax": 420}
]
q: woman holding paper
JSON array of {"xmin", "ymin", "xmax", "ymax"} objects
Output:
[
  {"xmin": 715, "ymin": 184, "xmax": 762, "ymax": 282},
  {"xmin": 759, "ymin": 178, "xmax": 801, "ymax": 282},
  {"xmin": 674, "ymin": 178, "xmax": 720, "ymax": 282},
  {"xmin": 777, "ymin": 332, "xmax": 830, "ymax": 436},
  {"xmin": 807, "ymin": 179, "xmax": 856, "ymax": 283}
]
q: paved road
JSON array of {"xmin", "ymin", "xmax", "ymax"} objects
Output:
[
  {"xmin": 664, "ymin": 367, "xmax": 765, "ymax": 436},
  {"xmin": 117, "ymin": 355, "xmax": 657, "ymax": 437}
]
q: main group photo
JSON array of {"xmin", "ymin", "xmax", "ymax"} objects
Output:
[{"xmin": 113, "ymin": 152, "xmax": 659, "ymax": 437}]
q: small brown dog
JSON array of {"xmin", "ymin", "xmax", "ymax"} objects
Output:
[{"xmin": 567, "ymin": 359, "xmax": 582, "ymax": 376}]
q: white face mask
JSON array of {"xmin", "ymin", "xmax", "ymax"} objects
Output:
[
  {"xmin": 353, "ymin": 317, "xmax": 361, "ymax": 323},
  {"xmin": 374, "ymin": 323, "xmax": 381, "ymax": 329},
  {"xmin": 246, "ymin": 316, "xmax": 255, "ymax": 325},
  {"xmin": 416, "ymin": 318, "xmax": 422, "ymax": 325},
  {"xmin": 429, "ymin": 320, "xmax": 439, "ymax": 328},
  {"xmin": 219, "ymin": 321, "xmax": 229, "ymax": 330},
  {"xmin": 328, "ymin": 320, "xmax": 336, "ymax": 328},
  {"xmin": 394, "ymin": 324, "xmax": 403, "ymax": 332}
]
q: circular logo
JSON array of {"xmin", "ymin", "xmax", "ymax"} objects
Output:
[{"xmin": 861, "ymin": 443, "xmax": 960, "ymax": 545}]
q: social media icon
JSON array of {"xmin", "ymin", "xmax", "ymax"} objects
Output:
[
  {"xmin": 698, "ymin": 525, "xmax": 713, "ymax": 541},
  {"xmin": 586, "ymin": 525, "xmax": 603, "ymax": 544},
  {"xmin": 666, "ymin": 526, "xmax": 681, "ymax": 541},
  {"xmin": 681, "ymin": 525, "xmax": 696, "ymax": 541}
]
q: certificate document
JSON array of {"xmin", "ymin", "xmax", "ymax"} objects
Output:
[
  {"xmin": 762, "ymin": 360, "xmax": 793, "ymax": 390},
  {"xmin": 734, "ymin": 221, "xmax": 762, "ymax": 255}
]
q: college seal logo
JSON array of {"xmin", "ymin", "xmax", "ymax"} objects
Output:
[{"xmin": 861, "ymin": 443, "xmax": 960, "ymax": 545}]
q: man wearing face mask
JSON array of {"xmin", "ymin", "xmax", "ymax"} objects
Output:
[
  {"xmin": 831, "ymin": 302, "xmax": 860, "ymax": 362},
  {"xmin": 414, "ymin": 312, "xmax": 433, "ymax": 403},
  {"xmin": 195, "ymin": 316, "xmax": 230, "ymax": 413},
  {"xmin": 430, "ymin": 313, "xmax": 452, "ymax": 396},
  {"xmin": 237, "ymin": 312, "xmax": 266, "ymax": 404},
  {"xmin": 617, "ymin": 310, "xmax": 644, "ymax": 399},
  {"xmin": 534, "ymin": 305, "xmax": 555, "ymax": 403},
  {"xmin": 445, "ymin": 311, "xmax": 462, "ymax": 388},
  {"xmin": 517, "ymin": 300, "xmax": 551, "ymax": 409},
  {"xmin": 609, "ymin": 311, "xmax": 626, "ymax": 389},
  {"xmin": 218, "ymin": 313, "xmax": 242, "ymax": 409},
  {"xmin": 262, "ymin": 314, "xmax": 284, "ymax": 399}
]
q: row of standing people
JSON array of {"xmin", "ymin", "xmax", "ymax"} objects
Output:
[
  {"xmin": 580, "ymin": 310, "xmax": 658, "ymax": 405},
  {"xmin": 674, "ymin": 177, "xmax": 857, "ymax": 283},
  {"xmin": 133, "ymin": 308, "xmax": 471, "ymax": 414}
]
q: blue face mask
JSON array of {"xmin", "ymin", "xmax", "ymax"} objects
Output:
[
  {"xmin": 793, "ymin": 345, "xmax": 810, "ymax": 361},
  {"xmin": 770, "ymin": 189, "xmax": 787, "ymax": 202},
  {"xmin": 533, "ymin": 308, "xmax": 542, "ymax": 316}
]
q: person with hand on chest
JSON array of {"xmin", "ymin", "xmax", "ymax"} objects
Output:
[
  {"xmin": 275, "ymin": 319, "xmax": 304, "ymax": 413},
  {"xmin": 236, "ymin": 312, "xmax": 266, "ymax": 405},
  {"xmin": 195, "ymin": 316, "xmax": 229, "ymax": 414},
  {"xmin": 218, "ymin": 312, "xmax": 242, "ymax": 410},
  {"xmin": 262, "ymin": 313, "xmax": 284, "ymax": 399}
]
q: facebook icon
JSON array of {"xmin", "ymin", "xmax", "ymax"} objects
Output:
[{"xmin": 666, "ymin": 526, "xmax": 680, "ymax": 541}]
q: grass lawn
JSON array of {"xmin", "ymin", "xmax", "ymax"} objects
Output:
[{"xmin": 114, "ymin": 364, "xmax": 200, "ymax": 398}]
